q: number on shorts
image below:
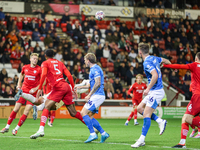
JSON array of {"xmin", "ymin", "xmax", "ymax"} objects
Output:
[
  {"xmin": 88, "ymin": 100, "xmax": 92, "ymax": 106},
  {"xmin": 149, "ymin": 97, "xmax": 153, "ymax": 102},
  {"xmin": 53, "ymin": 64, "xmax": 61, "ymax": 75}
]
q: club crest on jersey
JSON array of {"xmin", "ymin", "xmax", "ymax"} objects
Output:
[
  {"xmin": 153, "ymin": 59, "xmax": 156, "ymax": 64},
  {"xmin": 95, "ymin": 71, "xmax": 99, "ymax": 76},
  {"xmin": 142, "ymin": 86, "xmax": 144, "ymax": 89},
  {"xmin": 33, "ymin": 70, "xmax": 37, "ymax": 74},
  {"xmin": 25, "ymin": 69, "xmax": 28, "ymax": 72},
  {"xmin": 198, "ymin": 64, "xmax": 200, "ymax": 67}
]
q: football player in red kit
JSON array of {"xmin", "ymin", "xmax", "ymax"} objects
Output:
[
  {"xmin": 163, "ymin": 52, "xmax": 200, "ymax": 148},
  {"xmin": 125, "ymin": 74, "xmax": 147, "ymax": 126},
  {"xmin": 30, "ymin": 49, "xmax": 84, "ymax": 139},
  {"xmin": 0, "ymin": 53, "xmax": 41, "ymax": 135}
]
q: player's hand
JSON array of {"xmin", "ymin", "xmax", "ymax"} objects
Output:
[
  {"xmin": 36, "ymin": 90, "xmax": 42, "ymax": 99},
  {"xmin": 130, "ymin": 93, "xmax": 133, "ymax": 97},
  {"xmin": 72, "ymin": 90, "xmax": 78, "ymax": 100},
  {"xmin": 84, "ymin": 95, "xmax": 91, "ymax": 103},
  {"xmin": 143, "ymin": 88, "xmax": 150, "ymax": 96},
  {"xmin": 16, "ymin": 85, "xmax": 21, "ymax": 90},
  {"xmin": 29, "ymin": 87, "xmax": 37, "ymax": 94}
]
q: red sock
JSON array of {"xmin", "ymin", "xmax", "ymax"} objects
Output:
[
  {"xmin": 192, "ymin": 116, "xmax": 200, "ymax": 128},
  {"xmin": 75, "ymin": 112, "xmax": 85, "ymax": 124},
  {"xmin": 48, "ymin": 111, "xmax": 51, "ymax": 118},
  {"xmin": 7, "ymin": 111, "xmax": 17, "ymax": 125},
  {"xmin": 134, "ymin": 109, "xmax": 137, "ymax": 120},
  {"xmin": 127, "ymin": 111, "xmax": 134, "ymax": 121},
  {"xmin": 40, "ymin": 109, "xmax": 49, "ymax": 127},
  {"xmin": 190, "ymin": 124, "xmax": 195, "ymax": 129},
  {"xmin": 50, "ymin": 111, "xmax": 56, "ymax": 124},
  {"xmin": 198, "ymin": 128, "xmax": 200, "ymax": 132},
  {"xmin": 181, "ymin": 123, "xmax": 189, "ymax": 140},
  {"xmin": 17, "ymin": 114, "xmax": 27, "ymax": 127}
]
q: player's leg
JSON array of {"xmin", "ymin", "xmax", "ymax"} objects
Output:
[
  {"xmin": 189, "ymin": 124, "xmax": 197, "ymax": 137},
  {"xmin": 133, "ymin": 105, "xmax": 139, "ymax": 125},
  {"xmin": 12, "ymin": 104, "xmax": 33, "ymax": 135},
  {"xmin": 125, "ymin": 107, "xmax": 135, "ymax": 126},
  {"xmin": 48, "ymin": 111, "xmax": 55, "ymax": 127},
  {"xmin": 131, "ymin": 106, "xmax": 155, "ymax": 148},
  {"xmin": 0, "ymin": 103, "xmax": 22, "ymax": 133},
  {"xmin": 21, "ymin": 92, "xmax": 43, "ymax": 105},
  {"xmin": 89, "ymin": 113, "xmax": 109, "ymax": 143},
  {"xmin": 194, "ymin": 127, "xmax": 200, "ymax": 138},
  {"xmin": 30, "ymin": 99, "xmax": 56, "ymax": 139},
  {"xmin": 33, "ymin": 97, "xmax": 45, "ymax": 120}
]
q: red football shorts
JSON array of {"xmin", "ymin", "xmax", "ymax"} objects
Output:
[
  {"xmin": 47, "ymin": 81, "xmax": 74, "ymax": 105},
  {"xmin": 185, "ymin": 94, "xmax": 200, "ymax": 116},
  {"xmin": 16, "ymin": 90, "xmax": 36, "ymax": 106},
  {"xmin": 132, "ymin": 99, "xmax": 142, "ymax": 107}
]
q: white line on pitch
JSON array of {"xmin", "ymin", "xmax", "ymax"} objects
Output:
[{"xmin": 0, "ymin": 136, "xmax": 200, "ymax": 150}]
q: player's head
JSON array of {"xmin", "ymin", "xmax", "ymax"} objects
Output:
[
  {"xmin": 138, "ymin": 42, "xmax": 149, "ymax": 57},
  {"xmin": 136, "ymin": 74, "xmax": 143, "ymax": 84},
  {"xmin": 84, "ymin": 53, "xmax": 96, "ymax": 67},
  {"xmin": 195, "ymin": 52, "xmax": 200, "ymax": 62},
  {"xmin": 30, "ymin": 53, "xmax": 39, "ymax": 66},
  {"xmin": 45, "ymin": 49, "xmax": 55, "ymax": 59}
]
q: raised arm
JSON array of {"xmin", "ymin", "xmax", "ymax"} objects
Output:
[
  {"xmin": 38, "ymin": 67, "xmax": 47, "ymax": 90},
  {"xmin": 163, "ymin": 64, "xmax": 190, "ymax": 70}
]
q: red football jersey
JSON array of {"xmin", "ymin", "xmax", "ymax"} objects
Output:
[
  {"xmin": 21, "ymin": 64, "xmax": 41, "ymax": 92},
  {"xmin": 186, "ymin": 62, "xmax": 200, "ymax": 94},
  {"xmin": 41, "ymin": 58, "xmax": 67, "ymax": 87},
  {"xmin": 128, "ymin": 82, "xmax": 147, "ymax": 101},
  {"xmin": 43, "ymin": 79, "xmax": 52, "ymax": 94}
]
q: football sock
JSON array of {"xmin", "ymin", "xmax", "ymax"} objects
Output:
[
  {"xmin": 21, "ymin": 93, "xmax": 36, "ymax": 103},
  {"xmin": 40, "ymin": 109, "xmax": 49, "ymax": 127},
  {"xmin": 91, "ymin": 118, "xmax": 105, "ymax": 135},
  {"xmin": 37, "ymin": 103, "xmax": 45, "ymax": 111},
  {"xmin": 190, "ymin": 124, "xmax": 195, "ymax": 130},
  {"xmin": 134, "ymin": 109, "xmax": 137, "ymax": 120},
  {"xmin": 141, "ymin": 117, "xmax": 151, "ymax": 137},
  {"xmin": 75, "ymin": 112, "xmax": 85, "ymax": 124},
  {"xmin": 179, "ymin": 122, "xmax": 189, "ymax": 145},
  {"xmin": 151, "ymin": 113, "xmax": 162, "ymax": 124},
  {"xmin": 127, "ymin": 111, "xmax": 134, "ymax": 121},
  {"xmin": 17, "ymin": 114, "xmax": 27, "ymax": 128},
  {"xmin": 192, "ymin": 116, "xmax": 200, "ymax": 128},
  {"xmin": 198, "ymin": 127, "xmax": 200, "ymax": 134},
  {"xmin": 82, "ymin": 115, "xmax": 95, "ymax": 134},
  {"xmin": 48, "ymin": 111, "xmax": 51, "ymax": 118},
  {"xmin": 50, "ymin": 111, "xmax": 55, "ymax": 124},
  {"xmin": 6, "ymin": 111, "xmax": 17, "ymax": 128}
]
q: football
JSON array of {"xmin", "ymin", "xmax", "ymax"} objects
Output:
[{"xmin": 95, "ymin": 11, "xmax": 105, "ymax": 21}]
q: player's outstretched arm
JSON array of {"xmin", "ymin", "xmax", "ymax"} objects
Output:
[
  {"xmin": 161, "ymin": 58, "xmax": 171, "ymax": 65},
  {"xmin": 38, "ymin": 67, "xmax": 47, "ymax": 90},
  {"xmin": 17, "ymin": 73, "xmax": 24, "ymax": 89},
  {"xmin": 163, "ymin": 64, "xmax": 190, "ymax": 70},
  {"xmin": 144, "ymin": 70, "xmax": 158, "ymax": 95}
]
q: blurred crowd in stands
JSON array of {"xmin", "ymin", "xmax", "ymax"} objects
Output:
[{"xmin": 1, "ymin": 0, "xmax": 199, "ymax": 99}]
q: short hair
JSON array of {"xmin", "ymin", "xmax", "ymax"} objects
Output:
[
  {"xmin": 138, "ymin": 42, "xmax": 149, "ymax": 54},
  {"xmin": 45, "ymin": 49, "xmax": 54, "ymax": 58},
  {"xmin": 196, "ymin": 52, "xmax": 200, "ymax": 60},
  {"xmin": 84, "ymin": 53, "xmax": 96, "ymax": 64},
  {"xmin": 30, "ymin": 53, "xmax": 39, "ymax": 58},
  {"xmin": 136, "ymin": 74, "xmax": 143, "ymax": 79}
]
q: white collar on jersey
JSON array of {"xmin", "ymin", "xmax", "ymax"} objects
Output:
[{"xmin": 144, "ymin": 55, "xmax": 150, "ymax": 61}]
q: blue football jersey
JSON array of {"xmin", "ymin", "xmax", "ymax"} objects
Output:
[
  {"xmin": 143, "ymin": 55, "xmax": 163, "ymax": 90},
  {"xmin": 89, "ymin": 64, "xmax": 105, "ymax": 96}
]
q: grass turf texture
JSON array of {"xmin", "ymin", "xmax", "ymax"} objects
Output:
[{"xmin": 0, "ymin": 119, "xmax": 200, "ymax": 150}]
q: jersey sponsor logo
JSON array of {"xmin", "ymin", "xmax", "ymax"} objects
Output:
[
  {"xmin": 25, "ymin": 75, "xmax": 36, "ymax": 80},
  {"xmin": 136, "ymin": 89, "xmax": 144, "ymax": 93},
  {"xmin": 33, "ymin": 70, "xmax": 37, "ymax": 74},
  {"xmin": 188, "ymin": 104, "xmax": 192, "ymax": 112}
]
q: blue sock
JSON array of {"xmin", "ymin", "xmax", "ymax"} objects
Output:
[
  {"xmin": 142, "ymin": 117, "xmax": 151, "ymax": 136},
  {"xmin": 151, "ymin": 113, "xmax": 159, "ymax": 121},
  {"xmin": 83, "ymin": 115, "xmax": 94, "ymax": 134},
  {"xmin": 92, "ymin": 118, "xmax": 104, "ymax": 134}
]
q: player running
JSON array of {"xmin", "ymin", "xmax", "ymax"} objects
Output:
[
  {"xmin": 30, "ymin": 49, "xmax": 84, "ymax": 139},
  {"xmin": 0, "ymin": 53, "xmax": 41, "ymax": 135},
  {"xmin": 125, "ymin": 74, "xmax": 147, "ymax": 126},
  {"xmin": 131, "ymin": 43, "xmax": 171, "ymax": 148},
  {"xmin": 75, "ymin": 53, "xmax": 110, "ymax": 143},
  {"xmin": 163, "ymin": 52, "xmax": 200, "ymax": 148}
]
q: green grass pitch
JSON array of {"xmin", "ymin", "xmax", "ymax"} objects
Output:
[{"xmin": 0, "ymin": 118, "xmax": 200, "ymax": 150}]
